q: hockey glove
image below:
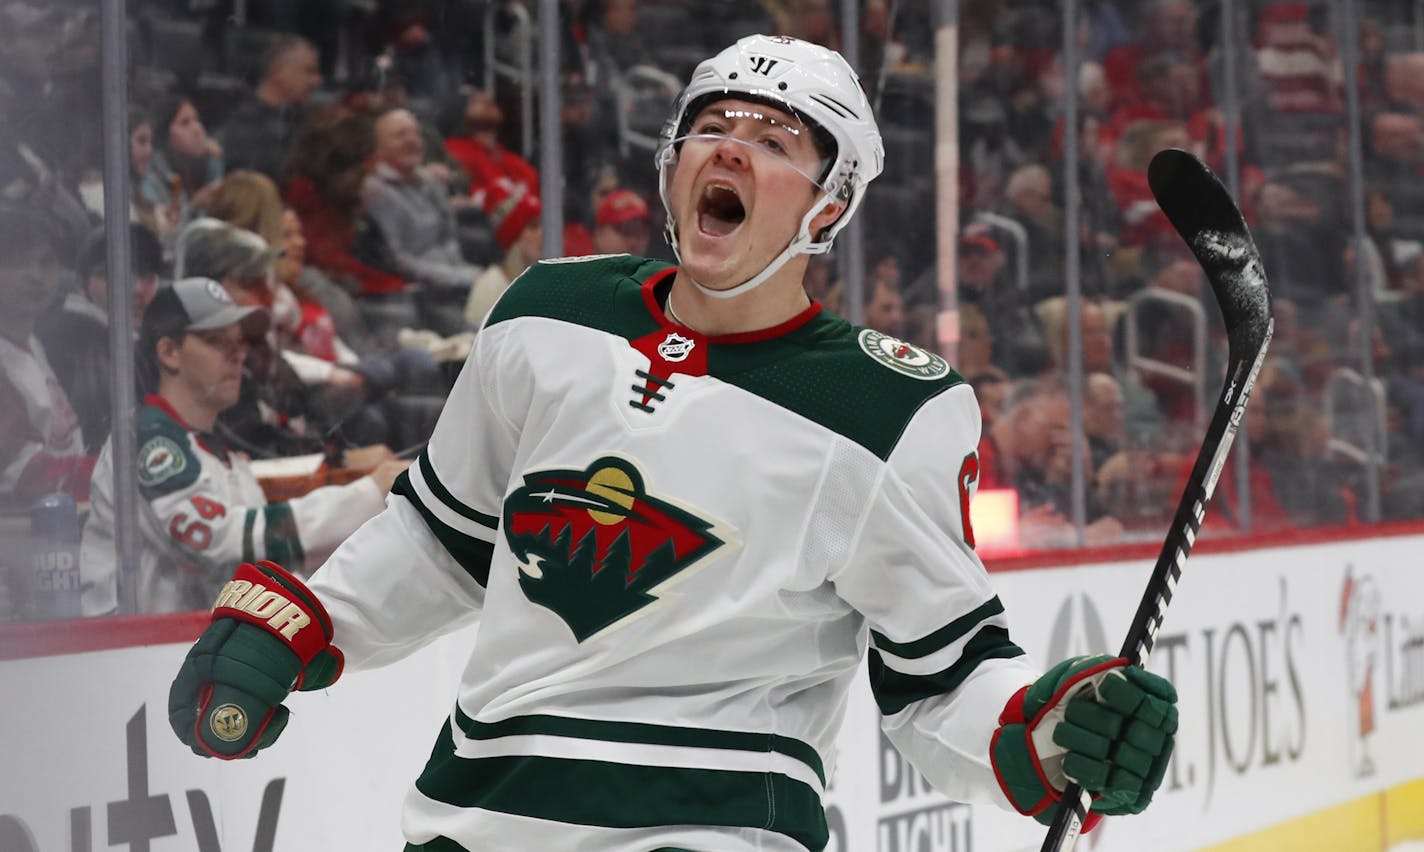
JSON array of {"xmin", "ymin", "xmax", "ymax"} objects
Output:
[
  {"xmin": 169, "ymin": 561, "xmax": 344, "ymax": 759},
  {"xmin": 990, "ymin": 655, "xmax": 1177, "ymax": 828}
]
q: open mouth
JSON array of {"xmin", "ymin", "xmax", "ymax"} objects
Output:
[{"xmin": 696, "ymin": 182, "xmax": 746, "ymax": 237}]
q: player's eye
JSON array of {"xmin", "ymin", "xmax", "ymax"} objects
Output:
[{"xmin": 760, "ymin": 136, "xmax": 787, "ymax": 154}]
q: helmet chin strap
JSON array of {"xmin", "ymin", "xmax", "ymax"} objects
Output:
[{"xmin": 657, "ymin": 143, "xmax": 839, "ymax": 301}]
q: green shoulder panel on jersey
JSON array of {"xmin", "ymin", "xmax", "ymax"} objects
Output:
[
  {"xmin": 484, "ymin": 254, "xmax": 670, "ymax": 339},
  {"xmin": 133, "ymin": 404, "xmax": 202, "ymax": 495},
  {"xmin": 710, "ymin": 312, "xmax": 967, "ymax": 461}
]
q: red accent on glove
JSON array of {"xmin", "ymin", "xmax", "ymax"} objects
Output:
[
  {"xmin": 210, "ymin": 561, "xmax": 335, "ymax": 665},
  {"xmin": 990, "ymin": 682, "xmax": 1106, "ymax": 832}
]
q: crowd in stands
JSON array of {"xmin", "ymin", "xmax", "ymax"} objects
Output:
[{"xmin": 2, "ymin": 0, "xmax": 1424, "ymax": 619}]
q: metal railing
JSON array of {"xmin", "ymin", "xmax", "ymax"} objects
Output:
[{"xmin": 484, "ymin": 0, "xmax": 535, "ymax": 159}]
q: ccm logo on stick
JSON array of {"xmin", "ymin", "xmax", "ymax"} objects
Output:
[{"xmin": 212, "ymin": 580, "xmax": 311, "ymax": 641}]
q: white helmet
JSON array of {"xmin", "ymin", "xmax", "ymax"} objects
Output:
[{"xmin": 656, "ymin": 35, "xmax": 885, "ymax": 299}]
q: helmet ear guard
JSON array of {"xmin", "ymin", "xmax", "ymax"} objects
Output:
[{"xmin": 655, "ymin": 35, "xmax": 884, "ymax": 300}]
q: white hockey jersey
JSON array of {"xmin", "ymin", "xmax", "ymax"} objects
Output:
[
  {"xmin": 308, "ymin": 256, "xmax": 1038, "ymax": 851},
  {"xmin": 81, "ymin": 394, "xmax": 386, "ymax": 614}
]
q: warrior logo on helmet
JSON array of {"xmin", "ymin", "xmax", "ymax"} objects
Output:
[{"xmin": 503, "ymin": 456, "xmax": 733, "ymax": 641}]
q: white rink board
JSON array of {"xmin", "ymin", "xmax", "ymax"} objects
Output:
[{"xmin": 3, "ymin": 532, "xmax": 1423, "ymax": 851}]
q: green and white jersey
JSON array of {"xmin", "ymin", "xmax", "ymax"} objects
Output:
[
  {"xmin": 81, "ymin": 395, "xmax": 386, "ymax": 615},
  {"xmin": 308, "ymin": 255, "xmax": 1038, "ymax": 852}
]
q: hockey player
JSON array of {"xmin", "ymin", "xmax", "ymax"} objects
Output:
[
  {"xmin": 82, "ymin": 277, "xmax": 407, "ymax": 614},
  {"xmin": 169, "ymin": 36, "xmax": 1178, "ymax": 850}
]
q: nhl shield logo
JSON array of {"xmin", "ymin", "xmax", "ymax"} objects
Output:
[
  {"xmin": 502, "ymin": 456, "xmax": 731, "ymax": 641},
  {"xmin": 857, "ymin": 328, "xmax": 951, "ymax": 380},
  {"xmin": 657, "ymin": 332, "xmax": 695, "ymax": 363}
]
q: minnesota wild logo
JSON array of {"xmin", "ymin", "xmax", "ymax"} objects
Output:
[
  {"xmin": 857, "ymin": 328, "xmax": 951, "ymax": 380},
  {"xmin": 503, "ymin": 456, "xmax": 730, "ymax": 642}
]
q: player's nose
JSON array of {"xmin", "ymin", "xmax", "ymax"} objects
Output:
[{"xmin": 712, "ymin": 137, "xmax": 750, "ymax": 170}]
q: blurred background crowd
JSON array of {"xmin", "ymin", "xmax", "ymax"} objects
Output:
[{"xmin": 3, "ymin": 0, "xmax": 1423, "ymax": 620}]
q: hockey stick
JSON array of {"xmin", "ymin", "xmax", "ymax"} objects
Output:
[{"xmin": 1039, "ymin": 149, "xmax": 1275, "ymax": 852}]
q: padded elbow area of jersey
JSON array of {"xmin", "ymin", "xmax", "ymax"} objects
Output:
[
  {"xmin": 989, "ymin": 655, "xmax": 1178, "ymax": 827},
  {"xmin": 168, "ymin": 561, "xmax": 344, "ymax": 760}
]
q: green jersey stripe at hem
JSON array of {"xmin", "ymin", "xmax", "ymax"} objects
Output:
[
  {"xmin": 453, "ymin": 705, "xmax": 826, "ymax": 786},
  {"xmin": 868, "ymin": 625, "xmax": 1025, "ymax": 716},
  {"xmin": 418, "ymin": 452, "xmax": 499, "ymax": 530},
  {"xmin": 407, "ymin": 839, "xmax": 706, "ymax": 852},
  {"xmin": 392, "ymin": 471, "xmax": 495, "ymax": 587},
  {"xmin": 407, "ymin": 839, "xmax": 712, "ymax": 852},
  {"xmin": 870, "ymin": 596, "xmax": 1006, "ymax": 660},
  {"xmin": 415, "ymin": 724, "xmax": 829, "ymax": 851}
]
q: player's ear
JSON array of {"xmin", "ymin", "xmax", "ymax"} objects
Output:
[{"xmin": 809, "ymin": 197, "xmax": 848, "ymax": 236}]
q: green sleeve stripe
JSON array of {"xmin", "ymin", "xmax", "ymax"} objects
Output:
[
  {"xmin": 418, "ymin": 452, "xmax": 498, "ymax": 530},
  {"xmin": 260, "ymin": 502, "xmax": 304, "ymax": 567},
  {"xmin": 241, "ymin": 508, "xmax": 257, "ymax": 563},
  {"xmin": 868, "ymin": 625, "xmax": 1025, "ymax": 716},
  {"xmin": 414, "ymin": 723, "xmax": 828, "ymax": 851},
  {"xmin": 393, "ymin": 470, "xmax": 494, "ymax": 588},
  {"xmin": 870, "ymin": 597, "xmax": 1006, "ymax": 659},
  {"xmin": 454, "ymin": 706, "xmax": 825, "ymax": 786}
]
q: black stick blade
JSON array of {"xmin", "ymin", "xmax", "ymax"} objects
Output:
[{"xmin": 1147, "ymin": 148, "xmax": 1272, "ymax": 355}]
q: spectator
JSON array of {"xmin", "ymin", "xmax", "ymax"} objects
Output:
[
  {"xmin": 862, "ymin": 276, "xmax": 906, "ymax": 338},
  {"xmin": 205, "ymin": 170, "xmax": 371, "ymax": 350},
  {"xmin": 969, "ymin": 367, "xmax": 1012, "ymax": 489},
  {"xmin": 0, "ymin": 205, "xmax": 95, "ymax": 506},
  {"xmin": 1001, "ymin": 163, "xmax": 1065, "ymax": 300},
  {"xmin": 283, "ymin": 111, "xmax": 413, "ymax": 310},
  {"xmin": 956, "ymin": 228, "xmax": 1049, "ymax": 376},
  {"xmin": 364, "ymin": 107, "xmax": 483, "ymax": 330},
  {"xmin": 591, "ymin": 189, "xmax": 653, "ymax": 256},
  {"xmin": 1260, "ymin": 404, "xmax": 1355, "ymax": 527},
  {"xmin": 79, "ymin": 276, "xmax": 407, "ymax": 615},
  {"xmin": 1108, "ymin": 119, "xmax": 1192, "ymax": 251},
  {"xmin": 562, "ymin": 161, "xmax": 625, "ymax": 257},
  {"xmin": 1000, "ymin": 386, "xmax": 1124, "ymax": 549},
  {"xmin": 140, "ymin": 95, "xmax": 225, "ymax": 246},
  {"xmin": 1253, "ymin": 3, "xmax": 1343, "ymax": 114},
  {"xmin": 586, "ymin": 0, "xmax": 651, "ymax": 84},
  {"xmin": 804, "ymin": 253, "xmax": 843, "ymax": 315},
  {"xmin": 355, "ymin": 72, "xmax": 471, "ymax": 198},
  {"xmin": 1201, "ymin": 377, "xmax": 1295, "ymax": 533},
  {"xmin": 0, "ymin": 73, "xmax": 92, "ymax": 250},
  {"xmin": 1038, "ymin": 297, "xmax": 1167, "ymax": 450},
  {"xmin": 957, "ymin": 303, "xmax": 994, "ymax": 379},
  {"xmin": 1365, "ymin": 111, "xmax": 1424, "ymax": 224},
  {"xmin": 1103, "ymin": 0, "xmax": 1204, "ymax": 112},
  {"xmin": 372, "ymin": 10, "xmax": 457, "ymax": 109},
  {"xmin": 126, "ymin": 106, "xmax": 163, "ymax": 236},
  {"xmin": 465, "ymin": 182, "xmax": 542, "ymax": 328},
  {"xmin": 206, "ymin": 173, "xmax": 447, "ymax": 441},
  {"xmin": 1103, "ymin": 55, "xmax": 1210, "ymax": 149},
  {"xmin": 176, "ymin": 217, "xmax": 327, "ymax": 457},
  {"xmin": 768, "ymin": 0, "xmax": 841, "ymax": 52},
  {"xmin": 37, "ymin": 223, "xmax": 162, "ymax": 453},
  {"xmin": 443, "ymin": 88, "xmax": 540, "ymax": 200},
  {"xmin": 1083, "ymin": 371, "xmax": 1125, "ymax": 473},
  {"xmin": 1252, "ymin": 174, "xmax": 1348, "ymax": 321},
  {"xmin": 220, "ymin": 36, "xmax": 323, "ymax": 180}
]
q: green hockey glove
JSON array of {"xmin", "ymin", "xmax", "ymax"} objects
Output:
[
  {"xmin": 169, "ymin": 560, "xmax": 343, "ymax": 759},
  {"xmin": 990, "ymin": 655, "xmax": 1177, "ymax": 829}
]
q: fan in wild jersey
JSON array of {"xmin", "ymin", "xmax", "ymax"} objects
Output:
[{"xmin": 170, "ymin": 35, "xmax": 1179, "ymax": 851}]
